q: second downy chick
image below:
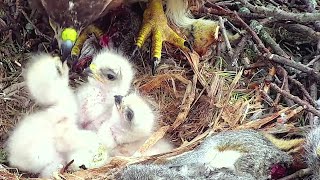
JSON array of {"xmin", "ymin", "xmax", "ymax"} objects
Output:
[
  {"xmin": 98, "ymin": 92, "xmax": 173, "ymax": 157},
  {"xmin": 76, "ymin": 49, "xmax": 135, "ymax": 131}
]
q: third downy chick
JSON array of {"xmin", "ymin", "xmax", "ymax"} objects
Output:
[
  {"xmin": 76, "ymin": 49, "xmax": 135, "ymax": 131},
  {"xmin": 98, "ymin": 92, "xmax": 173, "ymax": 157}
]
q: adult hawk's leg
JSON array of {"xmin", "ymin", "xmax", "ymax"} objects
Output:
[{"xmin": 68, "ymin": 0, "xmax": 219, "ymax": 74}]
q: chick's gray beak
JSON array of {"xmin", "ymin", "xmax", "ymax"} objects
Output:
[
  {"xmin": 61, "ymin": 40, "xmax": 74, "ymax": 62},
  {"xmin": 114, "ymin": 95, "xmax": 123, "ymax": 108}
]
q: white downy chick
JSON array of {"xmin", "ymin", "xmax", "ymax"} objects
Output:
[
  {"xmin": 6, "ymin": 110, "xmax": 65, "ymax": 177},
  {"xmin": 98, "ymin": 92, "xmax": 173, "ymax": 157},
  {"xmin": 66, "ymin": 129, "xmax": 110, "ymax": 171},
  {"xmin": 7, "ymin": 108, "xmax": 109, "ymax": 178},
  {"xmin": 7, "ymin": 54, "xmax": 109, "ymax": 178},
  {"xmin": 76, "ymin": 48, "xmax": 135, "ymax": 131},
  {"xmin": 7, "ymin": 54, "xmax": 77, "ymax": 177},
  {"xmin": 25, "ymin": 53, "xmax": 70, "ymax": 106}
]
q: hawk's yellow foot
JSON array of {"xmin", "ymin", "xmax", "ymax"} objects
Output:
[
  {"xmin": 134, "ymin": 0, "xmax": 192, "ymax": 75},
  {"xmin": 71, "ymin": 25, "xmax": 104, "ymax": 61}
]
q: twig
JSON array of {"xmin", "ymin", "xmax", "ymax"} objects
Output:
[
  {"xmin": 270, "ymin": 83, "xmax": 320, "ymax": 117},
  {"xmin": 266, "ymin": 54, "xmax": 320, "ymax": 82},
  {"xmin": 309, "ymin": 59, "xmax": 320, "ymax": 125},
  {"xmin": 250, "ymin": 20, "xmax": 289, "ymax": 58},
  {"xmin": 306, "ymin": 55, "xmax": 320, "ymax": 67},
  {"xmin": 244, "ymin": 62, "xmax": 268, "ymax": 69},
  {"xmin": 19, "ymin": 9, "xmax": 51, "ymax": 41},
  {"xmin": 218, "ymin": 16, "xmax": 233, "ymax": 59},
  {"xmin": 232, "ymin": 34, "xmax": 248, "ymax": 67},
  {"xmin": 237, "ymin": 107, "xmax": 291, "ymax": 129},
  {"xmin": 260, "ymin": 90, "xmax": 274, "ymax": 106},
  {"xmin": 233, "ymin": 12, "xmax": 270, "ymax": 53},
  {"xmin": 14, "ymin": 0, "xmax": 21, "ymax": 20},
  {"xmin": 288, "ymin": 76, "xmax": 317, "ymax": 107},
  {"xmin": 301, "ymin": 0, "xmax": 320, "ymax": 30},
  {"xmin": 275, "ymin": 66, "xmax": 294, "ymax": 106},
  {"xmin": 239, "ymin": 0, "xmax": 320, "ymax": 23},
  {"xmin": 204, "ymin": 3, "xmax": 266, "ymax": 19},
  {"xmin": 225, "ymin": 19, "xmax": 242, "ymax": 35}
]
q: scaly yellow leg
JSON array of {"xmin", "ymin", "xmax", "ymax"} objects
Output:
[
  {"xmin": 134, "ymin": 0, "xmax": 192, "ymax": 75},
  {"xmin": 71, "ymin": 25, "xmax": 104, "ymax": 59}
]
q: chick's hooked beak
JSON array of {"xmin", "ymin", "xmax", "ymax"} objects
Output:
[
  {"xmin": 84, "ymin": 64, "xmax": 103, "ymax": 82},
  {"xmin": 114, "ymin": 95, "xmax": 123, "ymax": 111},
  {"xmin": 60, "ymin": 28, "xmax": 78, "ymax": 62}
]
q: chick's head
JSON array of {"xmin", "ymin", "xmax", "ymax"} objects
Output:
[
  {"xmin": 25, "ymin": 53, "xmax": 70, "ymax": 105},
  {"xmin": 112, "ymin": 92, "xmax": 156, "ymax": 144},
  {"xmin": 86, "ymin": 49, "xmax": 134, "ymax": 95}
]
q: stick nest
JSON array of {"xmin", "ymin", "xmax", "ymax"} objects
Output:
[{"xmin": 1, "ymin": 0, "xmax": 319, "ymax": 179}]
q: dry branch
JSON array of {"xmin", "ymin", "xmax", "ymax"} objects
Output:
[
  {"xmin": 250, "ymin": 20, "xmax": 289, "ymax": 58},
  {"xmin": 270, "ymin": 83, "xmax": 320, "ymax": 117},
  {"xmin": 218, "ymin": 16, "xmax": 233, "ymax": 59},
  {"xmin": 239, "ymin": 0, "xmax": 320, "ymax": 23},
  {"xmin": 266, "ymin": 54, "xmax": 320, "ymax": 83}
]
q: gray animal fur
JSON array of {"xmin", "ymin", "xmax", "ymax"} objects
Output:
[
  {"xmin": 305, "ymin": 126, "xmax": 320, "ymax": 179},
  {"xmin": 116, "ymin": 164, "xmax": 254, "ymax": 180},
  {"xmin": 116, "ymin": 130, "xmax": 292, "ymax": 180},
  {"xmin": 166, "ymin": 130, "xmax": 292, "ymax": 179}
]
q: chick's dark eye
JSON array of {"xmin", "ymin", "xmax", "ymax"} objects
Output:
[
  {"xmin": 101, "ymin": 68, "xmax": 117, "ymax": 81},
  {"xmin": 107, "ymin": 74, "xmax": 115, "ymax": 80},
  {"xmin": 125, "ymin": 109, "xmax": 134, "ymax": 122}
]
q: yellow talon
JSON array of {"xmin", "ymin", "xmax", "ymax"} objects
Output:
[
  {"xmin": 71, "ymin": 25, "xmax": 104, "ymax": 58},
  {"xmin": 136, "ymin": 0, "xmax": 189, "ymax": 68}
]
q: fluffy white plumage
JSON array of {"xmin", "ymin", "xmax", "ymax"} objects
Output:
[
  {"xmin": 165, "ymin": 0, "xmax": 218, "ymax": 31},
  {"xmin": 66, "ymin": 129, "xmax": 110, "ymax": 171},
  {"xmin": 76, "ymin": 49, "xmax": 135, "ymax": 131},
  {"xmin": 25, "ymin": 54, "xmax": 70, "ymax": 106},
  {"xmin": 7, "ymin": 54, "xmax": 109, "ymax": 178},
  {"xmin": 98, "ymin": 92, "xmax": 173, "ymax": 157}
]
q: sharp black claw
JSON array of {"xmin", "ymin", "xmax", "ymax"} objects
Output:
[
  {"xmin": 131, "ymin": 45, "xmax": 140, "ymax": 57},
  {"xmin": 151, "ymin": 57, "xmax": 160, "ymax": 76},
  {"xmin": 66, "ymin": 55, "xmax": 78, "ymax": 70},
  {"xmin": 184, "ymin": 41, "xmax": 193, "ymax": 52}
]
